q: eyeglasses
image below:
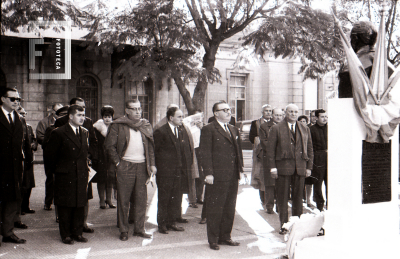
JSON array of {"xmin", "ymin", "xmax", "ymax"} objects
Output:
[
  {"xmin": 216, "ymin": 108, "xmax": 231, "ymax": 113},
  {"xmin": 126, "ymin": 107, "xmax": 142, "ymax": 112},
  {"xmin": 19, "ymin": 112, "xmax": 26, "ymax": 116},
  {"xmin": 6, "ymin": 97, "xmax": 21, "ymax": 102}
]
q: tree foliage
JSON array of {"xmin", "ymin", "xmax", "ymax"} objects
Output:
[{"xmin": 1, "ymin": 0, "xmax": 84, "ymax": 34}]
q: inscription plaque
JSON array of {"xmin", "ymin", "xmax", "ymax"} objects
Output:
[{"xmin": 362, "ymin": 141, "xmax": 391, "ymax": 204}]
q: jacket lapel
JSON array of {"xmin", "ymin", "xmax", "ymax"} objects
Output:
[
  {"xmin": 213, "ymin": 120, "xmax": 232, "ymax": 143},
  {"xmin": 63, "ymin": 124, "xmax": 82, "ymax": 148},
  {"xmin": 0, "ymin": 108, "xmax": 13, "ymax": 134},
  {"xmin": 166, "ymin": 124, "xmax": 179, "ymax": 151}
]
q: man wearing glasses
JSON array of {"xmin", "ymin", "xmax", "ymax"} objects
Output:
[
  {"xmin": 0, "ymin": 87, "xmax": 30, "ymax": 244},
  {"xmin": 105, "ymin": 99, "xmax": 156, "ymax": 241},
  {"xmin": 200, "ymin": 101, "xmax": 243, "ymax": 250}
]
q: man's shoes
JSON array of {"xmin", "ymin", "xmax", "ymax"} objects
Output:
[
  {"xmin": 166, "ymin": 224, "xmax": 184, "ymax": 231},
  {"xmin": 82, "ymin": 226, "xmax": 94, "ymax": 233},
  {"xmin": 189, "ymin": 203, "xmax": 198, "ymax": 208},
  {"xmin": 105, "ymin": 201, "xmax": 116, "ymax": 208},
  {"xmin": 44, "ymin": 204, "xmax": 52, "ymax": 211},
  {"xmin": 2, "ymin": 234, "xmax": 26, "ymax": 244},
  {"xmin": 209, "ymin": 243, "xmax": 220, "ymax": 250},
  {"xmin": 176, "ymin": 218, "xmax": 188, "ymax": 223},
  {"xmin": 62, "ymin": 237, "xmax": 74, "ymax": 245},
  {"xmin": 120, "ymin": 232, "xmax": 128, "ymax": 241},
  {"xmin": 71, "ymin": 235, "xmax": 88, "ymax": 243},
  {"xmin": 56, "ymin": 217, "xmax": 59, "ymax": 223},
  {"xmin": 197, "ymin": 200, "xmax": 204, "ymax": 205},
  {"xmin": 218, "ymin": 239, "xmax": 240, "ymax": 246},
  {"xmin": 21, "ymin": 211, "xmax": 25, "ymax": 215},
  {"xmin": 14, "ymin": 221, "xmax": 28, "ymax": 229},
  {"xmin": 279, "ymin": 228, "xmax": 288, "ymax": 235},
  {"xmin": 23, "ymin": 208, "xmax": 35, "ymax": 214},
  {"xmin": 133, "ymin": 232, "xmax": 152, "ymax": 238},
  {"xmin": 100, "ymin": 205, "xmax": 106, "ymax": 209},
  {"xmin": 158, "ymin": 226, "xmax": 169, "ymax": 234},
  {"xmin": 128, "ymin": 219, "xmax": 134, "ymax": 224},
  {"xmin": 266, "ymin": 208, "xmax": 274, "ymax": 214},
  {"xmin": 199, "ymin": 218, "xmax": 207, "ymax": 224}
]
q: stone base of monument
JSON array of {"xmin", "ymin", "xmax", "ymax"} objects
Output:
[{"xmin": 293, "ymin": 99, "xmax": 399, "ymax": 259}]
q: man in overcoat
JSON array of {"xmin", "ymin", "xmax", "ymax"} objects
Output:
[
  {"xmin": 200, "ymin": 101, "xmax": 243, "ymax": 250},
  {"xmin": 266, "ymin": 104, "xmax": 313, "ymax": 234},
  {"xmin": 0, "ymin": 88, "xmax": 30, "ymax": 244},
  {"xmin": 154, "ymin": 107, "xmax": 193, "ymax": 233},
  {"xmin": 45, "ymin": 105, "xmax": 90, "ymax": 244},
  {"xmin": 259, "ymin": 108, "xmax": 284, "ymax": 214}
]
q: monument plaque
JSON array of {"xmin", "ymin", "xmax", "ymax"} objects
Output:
[{"xmin": 362, "ymin": 140, "xmax": 391, "ymax": 204}]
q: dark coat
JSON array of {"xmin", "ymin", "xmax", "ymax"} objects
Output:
[
  {"xmin": 310, "ymin": 123, "xmax": 328, "ymax": 179},
  {"xmin": 0, "ymin": 109, "xmax": 30, "ymax": 202},
  {"xmin": 259, "ymin": 120, "xmax": 277, "ymax": 186},
  {"xmin": 154, "ymin": 123, "xmax": 193, "ymax": 178},
  {"xmin": 22, "ymin": 123, "xmax": 36, "ymax": 189},
  {"xmin": 200, "ymin": 120, "xmax": 243, "ymax": 181},
  {"xmin": 45, "ymin": 124, "xmax": 89, "ymax": 207},
  {"xmin": 266, "ymin": 119, "xmax": 313, "ymax": 176},
  {"xmin": 92, "ymin": 127, "xmax": 114, "ymax": 184},
  {"xmin": 55, "ymin": 115, "xmax": 98, "ymax": 160}
]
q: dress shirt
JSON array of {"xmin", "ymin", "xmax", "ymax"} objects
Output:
[
  {"xmin": 216, "ymin": 119, "xmax": 229, "ymax": 132},
  {"xmin": 1, "ymin": 106, "xmax": 14, "ymax": 123},
  {"xmin": 168, "ymin": 121, "xmax": 179, "ymax": 138},
  {"xmin": 288, "ymin": 122, "xmax": 296, "ymax": 133}
]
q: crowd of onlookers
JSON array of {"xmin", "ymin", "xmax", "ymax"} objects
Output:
[{"xmin": 0, "ymin": 86, "xmax": 327, "ymax": 250}]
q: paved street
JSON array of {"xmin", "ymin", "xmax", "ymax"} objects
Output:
[{"xmin": 1, "ymin": 150, "xmax": 398, "ymax": 258}]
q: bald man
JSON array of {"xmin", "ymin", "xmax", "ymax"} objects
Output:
[{"xmin": 266, "ymin": 104, "xmax": 313, "ymax": 234}]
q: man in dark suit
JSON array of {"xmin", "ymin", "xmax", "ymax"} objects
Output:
[
  {"xmin": 0, "ymin": 88, "xmax": 29, "ymax": 245},
  {"xmin": 154, "ymin": 107, "xmax": 193, "ymax": 234},
  {"xmin": 54, "ymin": 97, "xmax": 97, "ymax": 233},
  {"xmin": 266, "ymin": 104, "xmax": 313, "ymax": 234},
  {"xmin": 200, "ymin": 101, "xmax": 243, "ymax": 251},
  {"xmin": 259, "ymin": 108, "xmax": 284, "ymax": 214},
  {"xmin": 45, "ymin": 105, "xmax": 90, "ymax": 244}
]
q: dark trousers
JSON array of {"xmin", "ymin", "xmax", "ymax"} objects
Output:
[
  {"xmin": 44, "ymin": 163, "xmax": 54, "ymax": 206},
  {"xmin": 195, "ymin": 148, "xmax": 204, "ymax": 202},
  {"xmin": 205, "ymin": 177, "xmax": 238, "ymax": 244},
  {"xmin": 117, "ymin": 161, "xmax": 148, "ymax": 234},
  {"xmin": 264, "ymin": 186, "xmax": 275, "ymax": 210},
  {"xmin": 57, "ymin": 206, "xmax": 84, "ymax": 239},
  {"xmin": 157, "ymin": 176, "xmax": 182, "ymax": 227},
  {"xmin": 314, "ymin": 167, "xmax": 327, "ymax": 211},
  {"xmin": 21, "ymin": 188, "xmax": 32, "ymax": 211},
  {"xmin": 276, "ymin": 173, "xmax": 305, "ymax": 226},
  {"xmin": 0, "ymin": 200, "xmax": 18, "ymax": 237}
]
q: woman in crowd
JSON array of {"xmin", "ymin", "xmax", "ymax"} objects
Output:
[{"xmin": 92, "ymin": 105, "xmax": 116, "ymax": 209}]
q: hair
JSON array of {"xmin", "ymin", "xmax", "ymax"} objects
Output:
[
  {"xmin": 272, "ymin": 108, "xmax": 283, "ymax": 114},
  {"xmin": 298, "ymin": 115, "xmax": 309, "ymax": 123},
  {"xmin": 0, "ymin": 87, "xmax": 18, "ymax": 105},
  {"xmin": 351, "ymin": 21, "xmax": 377, "ymax": 52},
  {"xmin": 167, "ymin": 107, "xmax": 179, "ymax": 121},
  {"xmin": 285, "ymin": 103, "xmax": 298, "ymax": 111},
  {"xmin": 310, "ymin": 110, "xmax": 316, "ymax": 116},
  {"xmin": 101, "ymin": 105, "xmax": 114, "ymax": 118},
  {"xmin": 212, "ymin": 100, "xmax": 227, "ymax": 113},
  {"xmin": 52, "ymin": 103, "xmax": 63, "ymax": 111},
  {"xmin": 315, "ymin": 109, "xmax": 326, "ymax": 118},
  {"xmin": 56, "ymin": 105, "xmax": 69, "ymax": 116},
  {"xmin": 69, "ymin": 97, "xmax": 84, "ymax": 105},
  {"xmin": 167, "ymin": 103, "xmax": 179, "ymax": 109},
  {"xmin": 68, "ymin": 104, "xmax": 84, "ymax": 116},
  {"xmin": 262, "ymin": 104, "xmax": 271, "ymax": 110},
  {"xmin": 125, "ymin": 99, "xmax": 140, "ymax": 108}
]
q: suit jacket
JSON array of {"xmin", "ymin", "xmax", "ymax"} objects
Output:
[
  {"xmin": 36, "ymin": 113, "xmax": 57, "ymax": 145},
  {"xmin": 266, "ymin": 119, "xmax": 313, "ymax": 176},
  {"xmin": 0, "ymin": 109, "xmax": 30, "ymax": 202},
  {"xmin": 45, "ymin": 124, "xmax": 89, "ymax": 207},
  {"xmin": 55, "ymin": 115, "xmax": 98, "ymax": 160},
  {"xmin": 154, "ymin": 123, "xmax": 193, "ymax": 178},
  {"xmin": 200, "ymin": 120, "xmax": 243, "ymax": 182},
  {"xmin": 259, "ymin": 120, "xmax": 277, "ymax": 186}
]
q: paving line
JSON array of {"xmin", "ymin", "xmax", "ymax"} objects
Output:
[{"xmin": 41, "ymin": 234, "xmax": 258, "ymax": 259}]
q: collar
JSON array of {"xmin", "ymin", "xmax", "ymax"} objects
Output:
[
  {"xmin": 216, "ymin": 119, "xmax": 228, "ymax": 131},
  {"xmin": 1, "ymin": 106, "xmax": 13, "ymax": 122},
  {"xmin": 168, "ymin": 121, "xmax": 178, "ymax": 132},
  {"xmin": 288, "ymin": 121, "xmax": 296, "ymax": 131},
  {"xmin": 69, "ymin": 123, "xmax": 78, "ymax": 133}
]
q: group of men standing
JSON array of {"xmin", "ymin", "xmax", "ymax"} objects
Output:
[{"xmin": 250, "ymin": 103, "xmax": 328, "ymax": 234}]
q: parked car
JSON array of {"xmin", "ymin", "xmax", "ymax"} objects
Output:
[{"xmin": 236, "ymin": 120, "xmax": 253, "ymax": 150}]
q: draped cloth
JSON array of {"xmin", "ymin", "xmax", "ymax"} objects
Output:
[{"xmin": 333, "ymin": 10, "xmax": 400, "ymax": 143}]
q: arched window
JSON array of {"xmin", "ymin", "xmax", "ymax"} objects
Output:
[{"xmin": 76, "ymin": 75, "xmax": 98, "ymax": 121}]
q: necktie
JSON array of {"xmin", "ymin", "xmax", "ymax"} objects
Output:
[
  {"xmin": 76, "ymin": 128, "xmax": 80, "ymax": 138},
  {"xmin": 291, "ymin": 124, "xmax": 294, "ymax": 133},
  {"xmin": 224, "ymin": 124, "xmax": 229, "ymax": 132},
  {"xmin": 8, "ymin": 113, "xmax": 14, "ymax": 130},
  {"xmin": 174, "ymin": 127, "xmax": 178, "ymax": 138}
]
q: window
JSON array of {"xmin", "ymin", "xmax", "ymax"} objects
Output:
[
  {"xmin": 126, "ymin": 81, "xmax": 149, "ymax": 120},
  {"xmin": 229, "ymin": 74, "xmax": 246, "ymax": 121},
  {"xmin": 76, "ymin": 75, "xmax": 98, "ymax": 121}
]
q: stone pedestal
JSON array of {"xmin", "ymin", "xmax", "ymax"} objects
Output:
[{"xmin": 294, "ymin": 98, "xmax": 399, "ymax": 258}]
